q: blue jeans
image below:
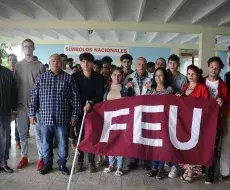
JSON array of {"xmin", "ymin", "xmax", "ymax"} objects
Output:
[
  {"xmin": 108, "ymin": 156, "xmax": 123, "ymax": 169},
  {"xmin": 152, "ymin": 161, "xmax": 165, "ymax": 169},
  {"xmin": 41, "ymin": 125, "xmax": 69, "ymax": 166}
]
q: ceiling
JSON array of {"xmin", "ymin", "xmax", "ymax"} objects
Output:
[{"xmin": 0, "ymin": 0, "xmax": 230, "ymax": 46}]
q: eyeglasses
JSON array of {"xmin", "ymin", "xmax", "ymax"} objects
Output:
[{"xmin": 23, "ymin": 45, "xmax": 34, "ymax": 49}]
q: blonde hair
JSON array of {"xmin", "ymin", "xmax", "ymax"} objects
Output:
[{"xmin": 137, "ymin": 57, "xmax": 147, "ymax": 64}]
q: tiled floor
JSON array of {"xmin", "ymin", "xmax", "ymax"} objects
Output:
[{"xmin": 0, "ymin": 124, "xmax": 229, "ymax": 190}]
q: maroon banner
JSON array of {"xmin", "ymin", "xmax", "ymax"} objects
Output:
[{"xmin": 79, "ymin": 95, "xmax": 219, "ymax": 166}]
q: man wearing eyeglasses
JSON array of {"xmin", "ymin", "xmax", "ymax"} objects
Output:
[{"xmin": 14, "ymin": 39, "xmax": 46, "ymax": 171}]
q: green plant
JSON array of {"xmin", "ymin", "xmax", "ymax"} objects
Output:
[{"xmin": 0, "ymin": 43, "xmax": 13, "ymax": 69}]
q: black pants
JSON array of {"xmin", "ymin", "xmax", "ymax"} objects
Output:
[
  {"xmin": 75, "ymin": 116, "xmax": 95, "ymax": 164},
  {"xmin": 0, "ymin": 115, "xmax": 11, "ymax": 167},
  {"xmin": 205, "ymin": 134, "xmax": 220, "ymax": 182}
]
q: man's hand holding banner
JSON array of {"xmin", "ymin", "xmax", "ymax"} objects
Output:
[{"xmin": 79, "ymin": 95, "xmax": 219, "ymax": 166}]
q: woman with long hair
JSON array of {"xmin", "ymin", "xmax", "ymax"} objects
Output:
[
  {"xmin": 178, "ymin": 65, "xmax": 209, "ymax": 183},
  {"xmin": 145, "ymin": 67, "xmax": 173, "ymax": 179},
  {"xmin": 103, "ymin": 67, "xmax": 133, "ymax": 176}
]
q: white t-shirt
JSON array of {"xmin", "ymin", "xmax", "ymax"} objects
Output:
[{"xmin": 205, "ymin": 78, "xmax": 219, "ymax": 99}]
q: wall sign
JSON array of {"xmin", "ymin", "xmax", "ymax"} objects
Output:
[{"xmin": 64, "ymin": 45, "xmax": 129, "ymax": 56}]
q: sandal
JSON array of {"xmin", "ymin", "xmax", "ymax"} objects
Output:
[
  {"xmin": 104, "ymin": 166, "xmax": 114, "ymax": 173},
  {"xmin": 115, "ymin": 169, "xmax": 123, "ymax": 176},
  {"xmin": 181, "ymin": 175, "xmax": 192, "ymax": 183},
  {"xmin": 181, "ymin": 173, "xmax": 188, "ymax": 181},
  {"xmin": 181, "ymin": 172, "xmax": 192, "ymax": 183}
]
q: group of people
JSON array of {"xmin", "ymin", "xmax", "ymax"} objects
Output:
[{"xmin": 0, "ymin": 38, "xmax": 229, "ymax": 186}]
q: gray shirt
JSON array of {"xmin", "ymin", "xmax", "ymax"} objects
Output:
[
  {"xmin": 168, "ymin": 71, "xmax": 187, "ymax": 93},
  {"xmin": 15, "ymin": 60, "xmax": 46, "ymax": 112}
]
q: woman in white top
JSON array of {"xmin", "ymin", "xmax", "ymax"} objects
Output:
[{"xmin": 103, "ymin": 67, "xmax": 133, "ymax": 176}]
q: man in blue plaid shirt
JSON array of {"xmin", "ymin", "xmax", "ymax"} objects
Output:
[{"xmin": 29, "ymin": 54, "xmax": 81, "ymax": 175}]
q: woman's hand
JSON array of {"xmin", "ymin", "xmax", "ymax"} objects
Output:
[
  {"xmin": 145, "ymin": 81, "xmax": 152, "ymax": 89},
  {"xmin": 125, "ymin": 82, "xmax": 134, "ymax": 88},
  {"xmin": 84, "ymin": 103, "xmax": 92, "ymax": 112}
]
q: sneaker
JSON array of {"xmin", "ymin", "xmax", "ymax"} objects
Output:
[
  {"xmin": 16, "ymin": 142, "xmax": 21, "ymax": 150},
  {"xmin": 17, "ymin": 157, "xmax": 29, "ymax": 169},
  {"xmin": 39, "ymin": 165, "xmax": 53, "ymax": 175},
  {"xmin": 115, "ymin": 168, "xmax": 123, "ymax": 176},
  {"xmin": 36, "ymin": 159, "xmax": 44, "ymax": 171},
  {"xmin": 104, "ymin": 165, "xmax": 114, "ymax": 173},
  {"xmin": 156, "ymin": 168, "xmax": 165, "ymax": 180},
  {"xmin": 146, "ymin": 168, "xmax": 158, "ymax": 177},
  {"xmin": 168, "ymin": 166, "xmax": 178, "ymax": 178},
  {"xmin": 89, "ymin": 163, "xmax": 96, "ymax": 173}
]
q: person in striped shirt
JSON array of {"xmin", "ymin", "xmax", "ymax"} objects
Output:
[{"xmin": 29, "ymin": 54, "xmax": 81, "ymax": 175}]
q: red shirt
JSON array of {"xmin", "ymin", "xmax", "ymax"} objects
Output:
[{"xmin": 182, "ymin": 83, "xmax": 209, "ymax": 99}]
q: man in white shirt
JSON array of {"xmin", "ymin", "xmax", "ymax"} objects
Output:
[
  {"xmin": 203, "ymin": 56, "xmax": 228, "ymax": 184},
  {"xmin": 124, "ymin": 57, "xmax": 152, "ymax": 170}
]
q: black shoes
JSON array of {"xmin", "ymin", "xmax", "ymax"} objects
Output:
[
  {"xmin": 59, "ymin": 165, "xmax": 70, "ymax": 175},
  {"xmin": 0, "ymin": 165, "xmax": 14, "ymax": 173},
  {"xmin": 40, "ymin": 165, "xmax": 53, "ymax": 175},
  {"xmin": 39, "ymin": 165, "xmax": 69, "ymax": 175}
]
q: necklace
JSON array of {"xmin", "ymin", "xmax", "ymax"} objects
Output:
[{"xmin": 188, "ymin": 84, "xmax": 196, "ymax": 90}]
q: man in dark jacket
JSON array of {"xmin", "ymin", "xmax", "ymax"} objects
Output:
[
  {"xmin": 73, "ymin": 53, "xmax": 104, "ymax": 173},
  {"xmin": 0, "ymin": 52, "xmax": 18, "ymax": 173}
]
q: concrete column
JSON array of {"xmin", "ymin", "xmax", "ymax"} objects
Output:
[
  {"xmin": 171, "ymin": 47, "xmax": 181, "ymax": 57},
  {"xmin": 198, "ymin": 30, "xmax": 216, "ymax": 75}
]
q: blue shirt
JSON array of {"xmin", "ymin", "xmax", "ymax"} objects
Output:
[{"xmin": 29, "ymin": 70, "xmax": 81, "ymax": 126}]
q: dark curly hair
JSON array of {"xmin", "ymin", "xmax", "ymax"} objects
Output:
[{"xmin": 207, "ymin": 56, "xmax": 224, "ymax": 69}]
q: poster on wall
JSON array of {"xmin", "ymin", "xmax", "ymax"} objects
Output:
[{"xmin": 64, "ymin": 45, "xmax": 130, "ymax": 66}]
